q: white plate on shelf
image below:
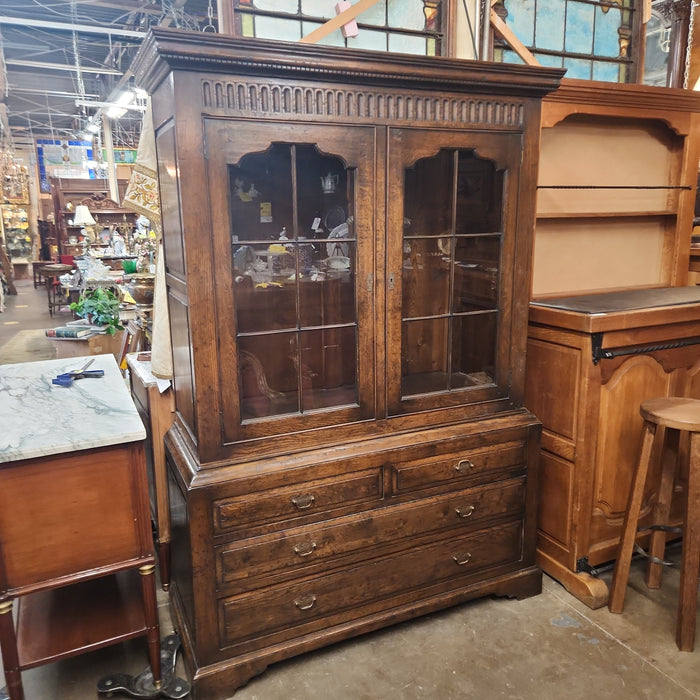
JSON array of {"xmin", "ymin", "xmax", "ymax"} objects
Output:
[
  {"xmin": 326, "ymin": 222, "xmax": 349, "ymax": 258},
  {"xmin": 324, "ymin": 256, "xmax": 350, "ymax": 270}
]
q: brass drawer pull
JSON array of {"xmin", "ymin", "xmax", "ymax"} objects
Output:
[
  {"xmin": 455, "ymin": 459, "xmax": 474, "ymax": 473},
  {"xmin": 293, "ymin": 541, "xmax": 317, "ymax": 557},
  {"xmin": 452, "ymin": 552, "xmax": 472, "ymax": 566},
  {"xmin": 455, "ymin": 504, "xmax": 476, "ymax": 519},
  {"xmin": 291, "ymin": 493, "xmax": 316, "ymax": 510},
  {"xmin": 294, "ymin": 594, "xmax": 317, "ymax": 611}
]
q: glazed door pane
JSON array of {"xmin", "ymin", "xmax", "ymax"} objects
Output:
[
  {"xmin": 205, "ymin": 121, "xmax": 375, "ymax": 440},
  {"xmin": 387, "ymin": 130, "xmax": 522, "ymax": 414},
  {"xmin": 230, "ymin": 144, "xmax": 358, "ymax": 420}
]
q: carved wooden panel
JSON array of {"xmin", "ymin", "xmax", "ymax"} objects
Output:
[{"xmin": 201, "ymin": 79, "xmax": 525, "ymax": 128}]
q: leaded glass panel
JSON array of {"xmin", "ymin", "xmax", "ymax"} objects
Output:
[
  {"xmin": 233, "ymin": 0, "xmax": 446, "ymax": 56},
  {"xmin": 495, "ymin": 0, "xmax": 638, "ymax": 83}
]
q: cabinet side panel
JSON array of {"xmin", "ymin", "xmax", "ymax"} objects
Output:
[
  {"xmin": 524, "ymin": 337, "xmax": 579, "ymax": 441},
  {"xmin": 0, "ymin": 447, "xmax": 145, "ymax": 590},
  {"xmin": 537, "ymin": 450, "xmax": 573, "ymax": 552},
  {"xmin": 168, "ymin": 287, "xmax": 196, "ymax": 442},
  {"xmin": 155, "ymin": 119, "xmax": 185, "ymax": 277},
  {"xmin": 166, "ymin": 452, "xmax": 195, "ymax": 635}
]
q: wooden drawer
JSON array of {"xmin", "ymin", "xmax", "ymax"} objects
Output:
[
  {"xmin": 213, "ymin": 467, "xmax": 383, "ymax": 534},
  {"xmin": 219, "ymin": 520, "xmax": 523, "ymax": 649},
  {"xmin": 392, "ymin": 440, "xmax": 526, "ymax": 493},
  {"xmin": 216, "ymin": 478, "xmax": 526, "ymax": 592}
]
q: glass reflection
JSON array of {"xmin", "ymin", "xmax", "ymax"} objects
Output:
[
  {"xmin": 230, "ymin": 143, "xmax": 359, "ymax": 419},
  {"xmin": 401, "ymin": 148, "xmax": 503, "ymax": 398}
]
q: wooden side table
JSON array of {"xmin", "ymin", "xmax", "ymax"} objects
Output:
[
  {"xmin": 31, "ymin": 260, "xmax": 52, "ymax": 288},
  {"xmin": 126, "ymin": 353, "xmax": 176, "ymax": 590},
  {"xmin": 38, "ymin": 263, "xmax": 73, "ymax": 315},
  {"xmin": 0, "ymin": 355, "xmax": 162, "ymax": 700}
]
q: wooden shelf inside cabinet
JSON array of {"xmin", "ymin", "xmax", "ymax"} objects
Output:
[
  {"xmin": 536, "ymin": 211, "xmax": 677, "ymax": 219},
  {"xmin": 16, "ymin": 570, "xmax": 147, "ymax": 670}
]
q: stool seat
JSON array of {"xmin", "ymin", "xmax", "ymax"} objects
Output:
[
  {"xmin": 641, "ymin": 397, "xmax": 700, "ymax": 432},
  {"xmin": 609, "ymin": 396, "xmax": 700, "ymax": 652}
]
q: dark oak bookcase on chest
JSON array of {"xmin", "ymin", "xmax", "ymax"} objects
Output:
[{"xmin": 133, "ymin": 29, "xmax": 562, "ymax": 699}]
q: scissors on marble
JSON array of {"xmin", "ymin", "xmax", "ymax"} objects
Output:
[{"xmin": 52, "ymin": 358, "xmax": 105, "ymax": 387}]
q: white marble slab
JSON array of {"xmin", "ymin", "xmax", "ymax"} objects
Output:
[
  {"xmin": 0, "ymin": 354, "xmax": 146, "ymax": 463},
  {"xmin": 126, "ymin": 352, "xmax": 171, "ymax": 394}
]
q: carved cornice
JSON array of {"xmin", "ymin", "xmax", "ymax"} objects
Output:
[
  {"xmin": 201, "ymin": 78, "xmax": 526, "ymax": 128},
  {"xmin": 132, "ymin": 27, "xmax": 563, "ymax": 102}
]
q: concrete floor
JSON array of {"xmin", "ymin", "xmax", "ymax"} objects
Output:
[{"xmin": 2, "ymin": 279, "xmax": 700, "ymax": 699}]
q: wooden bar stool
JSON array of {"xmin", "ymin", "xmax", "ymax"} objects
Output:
[{"xmin": 608, "ymin": 397, "xmax": 700, "ymax": 651}]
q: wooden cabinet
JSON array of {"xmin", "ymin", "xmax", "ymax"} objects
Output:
[
  {"xmin": 527, "ymin": 287, "xmax": 700, "ymax": 608},
  {"xmin": 49, "ymin": 177, "xmax": 134, "ymax": 256},
  {"xmin": 533, "ymin": 79, "xmax": 700, "ymax": 297},
  {"xmin": 133, "ymin": 28, "xmax": 562, "ymax": 699},
  {"xmin": 0, "ymin": 355, "xmax": 161, "ymax": 700},
  {"xmin": 127, "ymin": 353, "xmax": 176, "ymax": 590},
  {"xmin": 526, "ymin": 80, "xmax": 700, "ymax": 608}
]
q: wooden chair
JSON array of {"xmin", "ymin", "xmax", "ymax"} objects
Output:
[{"xmin": 608, "ymin": 397, "xmax": 700, "ymax": 651}]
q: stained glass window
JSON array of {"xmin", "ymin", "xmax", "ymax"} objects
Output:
[
  {"xmin": 233, "ymin": 0, "xmax": 446, "ymax": 56},
  {"xmin": 493, "ymin": 0, "xmax": 639, "ymax": 83}
]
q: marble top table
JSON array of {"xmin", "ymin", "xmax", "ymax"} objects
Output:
[{"xmin": 0, "ymin": 354, "xmax": 146, "ymax": 463}]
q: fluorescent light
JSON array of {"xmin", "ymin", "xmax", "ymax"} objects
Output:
[
  {"xmin": 86, "ymin": 123, "xmax": 100, "ymax": 133},
  {"xmin": 106, "ymin": 91, "xmax": 134, "ymax": 119}
]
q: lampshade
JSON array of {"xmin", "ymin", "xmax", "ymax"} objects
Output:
[{"xmin": 73, "ymin": 204, "xmax": 96, "ymax": 227}]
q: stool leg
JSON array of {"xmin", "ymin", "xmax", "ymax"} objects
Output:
[
  {"xmin": 676, "ymin": 431, "xmax": 700, "ymax": 651},
  {"xmin": 646, "ymin": 426, "xmax": 678, "ymax": 589},
  {"xmin": 609, "ymin": 419, "xmax": 657, "ymax": 613}
]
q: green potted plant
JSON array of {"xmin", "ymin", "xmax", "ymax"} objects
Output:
[{"xmin": 69, "ymin": 287, "xmax": 123, "ymax": 335}]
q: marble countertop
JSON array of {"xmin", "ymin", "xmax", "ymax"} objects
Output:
[
  {"xmin": 126, "ymin": 352, "xmax": 171, "ymax": 394},
  {"xmin": 0, "ymin": 354, "xmax": 146, "ymax": 464}
]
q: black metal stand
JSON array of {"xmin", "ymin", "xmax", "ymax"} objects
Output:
[{"xmin": 97, "ymin": 634, "xmax": 190, "ymax": 699}]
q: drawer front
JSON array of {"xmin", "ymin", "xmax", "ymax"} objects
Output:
[
  {"xmin": 393, "ymin": 440, "xmax": 526, "ymax": 493},
  {"xmin": 220, "ymin": 520, "xmax": 523, "ymax": 648},
  {"xmin": 213, "ymin": 467, "xmax": 383, "ymax": 533},
  {"xmin": 216, "ymin": 478, "xmax": 526, "ymax": 592}
]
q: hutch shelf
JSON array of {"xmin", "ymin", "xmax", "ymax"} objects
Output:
[{"xmin": 133, "ymin": 28, "xmax": 562, "ymax": 699}]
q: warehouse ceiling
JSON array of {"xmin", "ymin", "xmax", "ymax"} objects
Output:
[{"xmin": 0, "ymin": 0, "xmax": 216, "ymax": 149}]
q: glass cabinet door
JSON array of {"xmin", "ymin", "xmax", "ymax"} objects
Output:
[
  {"xmin": 387, "ymin": 130, "xmax": 523, "ymax": 415},
  {"xmin": 205, "ymin": 121, "xmax": 376, "ymax": 442}
]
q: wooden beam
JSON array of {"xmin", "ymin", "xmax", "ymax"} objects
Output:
[
  {"xmin": 490, "ymin": 8, "xmax": 540, "ymax": 67},
  {"xmin": 217, "ymin": 0, "xmax": 235, "ymax": 35},
  {"xmin": 299, "ymin": 0, "xmax": 382, "ymax": 44}
]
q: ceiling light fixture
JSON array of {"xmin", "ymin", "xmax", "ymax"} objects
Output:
[{"xmin": 106, "ymin": 90, "xmax": 135, "ymax": 119}]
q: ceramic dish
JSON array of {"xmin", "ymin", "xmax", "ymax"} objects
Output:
[{"xmin": 326, "ymin": 222, "xmax": 349, "ymax": 258}]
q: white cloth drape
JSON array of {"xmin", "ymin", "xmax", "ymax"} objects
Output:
[{"xmin": 122, "ymin": 99, "xmax": 173, "ymax": 380}]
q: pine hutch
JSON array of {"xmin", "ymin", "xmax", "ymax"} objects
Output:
[
  {"xmin": 526, "ymin": 79, "xmax": 700, "ymax": 608},
  {"xmin": 133, "ymin": 28, "xmax": 562, "ymax": 698}
]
